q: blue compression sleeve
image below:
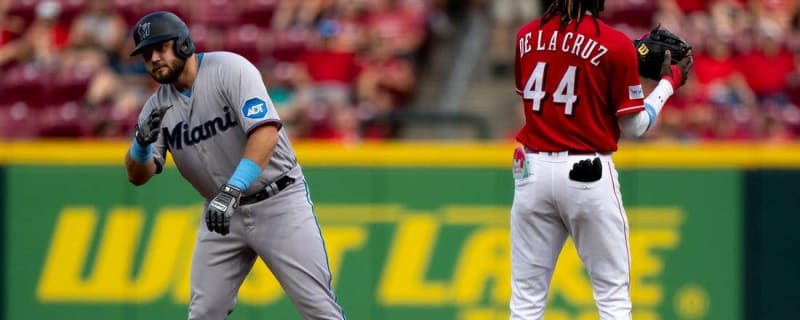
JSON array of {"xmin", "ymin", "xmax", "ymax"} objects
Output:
[
  {"xmin": 644, "ymin": 103, "xmax": 658, "ymax": 129},
  {"xmin": 227, "ymin": 158, "xmax": 262, "ymax": 190},
  {"xmin": 129, "ymin": 139, "xmax": 153, "ymax": 164}
]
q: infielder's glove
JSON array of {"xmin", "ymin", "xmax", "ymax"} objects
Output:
[
  {"xmin": 134, "ymin": 105, "xmax": 172, "ymax": 146},
  {"xmin": 634, "ymin": 25, "xmax": 692, "ymax": 81},
  {"xmin": 206, "ymin": 184, "xmax": 242, "ymax": 235}
]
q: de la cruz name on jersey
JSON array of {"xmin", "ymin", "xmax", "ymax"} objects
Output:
[
  {"xmin": 162, "ymin": 106, "xmax": 238, "ymax": 150},
  {"xmin": 514, "ymin": 16, "xmax": 644, "ymax": 153},
  {"xmin": 518, "ymin": 29, "xmax": 609, "ymax": 66}
]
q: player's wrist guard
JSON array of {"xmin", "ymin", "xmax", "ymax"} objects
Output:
[
  {"xmin": 129, "ymin": 138, "xmax": 153, "ymax": 164},
  {"xmin": 211, "ymin": 184, "xmax": 242, "ymax": 211},
  {"xmin": 228, "ymin": 159, "xmax": 262, "ymax": 191},
  {"xmin": 661, "ymin": 65, "xmax": 684, "ymax": 90}
]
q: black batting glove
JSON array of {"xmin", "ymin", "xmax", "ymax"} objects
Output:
[
  {"xmin": 135, "ymin": 105, "xmax": 172, "ymax": 146},
  {"xmin": 206, "ymin": 184, "xmax": 242, "ymax": 235}
]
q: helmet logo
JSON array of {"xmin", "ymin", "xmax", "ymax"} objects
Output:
[{"xmin": 138, "ymin": 22, "xmax": 151, "ymax": 39}]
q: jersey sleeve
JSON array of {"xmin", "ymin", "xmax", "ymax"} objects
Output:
[
  {"xmin": 608, "ymin": 39, "xmax": 645, "ymax": 117},
  {"xmin": 136, "ymin": 95, "xmax": 168, "ymax": 174},
  {"xmin": 222, "ymin": 53, "xmax": 282, "ymax": 135}
]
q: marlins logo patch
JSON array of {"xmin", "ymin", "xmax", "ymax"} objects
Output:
[
  {"xmin": 138, "ymin": 22, "xmax": 151, "ymax": 39},
  {"xmin": 242, "ymin": 97, "xmax": 269, "ymax": 119}
]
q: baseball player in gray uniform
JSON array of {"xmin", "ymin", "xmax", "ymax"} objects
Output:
[{"xmin": 123, "ymin": 11, "xmax": 345, "ymax": 320}]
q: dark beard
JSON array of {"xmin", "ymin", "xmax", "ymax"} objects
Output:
[{"xmin": 152, "ymin": 58, "xmax": 186, "ymax": 84}]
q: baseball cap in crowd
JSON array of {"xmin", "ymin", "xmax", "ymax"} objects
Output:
[
  {"xmin": 36, "ymin": 0, "xmax": 61, "ymax": 20},
  {"xmin": 317, "ymin": 19, "xmax": 340, "ymax": 38}
]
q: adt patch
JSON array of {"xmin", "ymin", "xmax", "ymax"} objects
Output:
[{"xmin": 242, "ymin": 98, "xmax": 268, "ymax": 119}]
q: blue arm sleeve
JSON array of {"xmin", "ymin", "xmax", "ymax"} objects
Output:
[
  {"xmin": 129, "ymin": 139, "xmax": 153, "ymax": 164},
  {"xmin": 644, "ymin": 103, "xmax": 658, "ymax": 129},
  {"xmin": 227, "ymin": 158, "xmax": 262, "ymax": 190}
]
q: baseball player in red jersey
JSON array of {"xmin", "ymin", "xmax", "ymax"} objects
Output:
[{"xmin": 509, "ymin": 1, "xmax": 692, "ymax": 319}]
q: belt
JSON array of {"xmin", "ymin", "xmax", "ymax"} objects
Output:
[
  {"xmin": 523, "ymin": 147, "xmax": 600, "ymax": 156},
  {"xmin": 239, "ymin": 175, "xmax": 296, "ymax": 205},
  {"xmin": 557, "ymin": 151, "xmax": 597, "ymax": 155}
]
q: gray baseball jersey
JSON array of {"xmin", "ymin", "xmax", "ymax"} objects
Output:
[
  {"xmin": 137, "ymin": 51, "xmax": 344, "ymax": 320},
  {"xmin": 140, "ymin": 51, "xmax": 296, "ymax": 200}
]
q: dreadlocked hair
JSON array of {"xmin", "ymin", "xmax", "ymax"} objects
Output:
[{"xmin": 540, "ymin": 0, "xmax": 602, "ymax": 35}]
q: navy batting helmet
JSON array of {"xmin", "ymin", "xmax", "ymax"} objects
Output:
[{"xmin": 130, "ymin": 11, "xmax": 195, "ymax": 59}]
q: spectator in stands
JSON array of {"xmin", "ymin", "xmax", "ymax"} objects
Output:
[
  {"xmin": 272, "ymin": 0, "xmax": 324, "ymax": 31},
  {"xmin": 0, "ymin": 0, "xmax": 26, "ymax": 49},
  {"xmin": 296, "ymin": 19, "xmax": 363, "ymax": 106},
  {"xmin": 16, "ymin": 0, "xmax": 799, "ymax": 142},
  {"xmin": 67, "ymin": 0, "xmax": 127, "ymax": 53},
  {"xmin": 739, "ymin": 19, "xmax": 797, "ymax": 107},
  {"xmin": 487, "ymin": 0, "xmax": 540, "ymax": 75},
  {"xmin": 364, "ymin": 0, "xmax": 427, "ymax": 62},
  {"xmin": 57, "ymin": 0, "xmax": 127, "ymax": 80},
  {"xmin": 293, "ymin": 18, "xmax": 365, "ymax": 140},
  {"xmin": 751, "ymin": 0, "xmax": 797, "ymax": 31},
  {"xmin": 84, "ymin": 33, "xmax": 152, "ymax": 137},
  {"xmin": 327, "ymin": 0, "xmax": 369, "ymax": 53},
  {"xmin": 694, "ymin": 33, "xmax": 756, "ymax": 109},
  {"xmin": 356, "ymin": 35, "xmax": 416, "ymax": 138},
  {"xmin": 306, "ymin": 99, "xmax": 362, "ymax": 143},
  {"xmin": 0, "ymin": 0, "xmax": 69, "ymax": 69}
]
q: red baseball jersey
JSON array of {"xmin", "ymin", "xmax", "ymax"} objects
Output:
[{"xmin": 514, "ymin": 15, "xmax": 644, "ymax": 153}]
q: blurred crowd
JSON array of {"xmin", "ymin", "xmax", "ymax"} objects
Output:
[
  {"xmin": 643, "ymin": 0, "xmax": 800, "ymax": 143},
  {"xmin": 0, "ymin": 0, "xmax": 446, "ymax": 142},
  {"xmin": 486, "ymin": 0, "xmax": 800, "ymax": 143},
  {"xmin": 1, "ymin": 0, "xmax": 799, "ymax": 143}
]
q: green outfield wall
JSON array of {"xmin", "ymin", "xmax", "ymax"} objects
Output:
[{"xmin": 1, "ymin": 141, "xmax": 798, "ymax": 320}]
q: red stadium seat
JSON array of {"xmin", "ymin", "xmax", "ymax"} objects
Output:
[
  {"xmin": 138, "ymin": 0, "xmax": 187, "ymax": 23},
  {"xmin": 0, "ymin": 65, "xmax": 48, "ymax": 106},
  {"xmin": 190, "ymin": 23, "xmax": 227, "ymax": 52},
  {"xmin": 0, "ymin": 102, "xmax": 39, "ymax": 138},
  {"xmin": 239, "ymin": 0, "xmax": 277, "ymax": 28},
  {"xmin": 48, "ymin": 66, "xmax": 94, "ymax": 104},
  {"xmin": 105, "ymin": 107, "xmax": 139, "ymax": 137},
  {"xmin": 7, "ymin": 0, "xmax": 37, "ymax": 25},
  {"xmin": 189, "ymin": 0, "xmax": 240, "ymax": 28},
  {"xmin": 58, "ymin": 0, "xmax": 87, "ymax": 25},
  {"xmin": 224, "ymin": 24, "xmax": 263, "ymax": 63},
  {"xmin": 603, "ymin": 0, "xmax": 656, "ymax": 29},
  {"xmin": 113, "ymin": 0, "xmax": 145, "ymax": 26},
  {"xmin": 268, "ymin": 29, "xmax": 309, "ymax": 63},
  {"xmin": 36, "ymin": 102, "xmax": 91, "ymax": 138}
]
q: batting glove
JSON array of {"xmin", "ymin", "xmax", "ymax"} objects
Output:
[
  {"xmin": 135, "ymin": 105, "xmax": 172, "ymax": 146},
  {"xmin": 206, "ymin": 184, "xmax": 242, "ymax": 235}
]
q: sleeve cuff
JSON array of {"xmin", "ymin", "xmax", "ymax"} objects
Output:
[
  {"xmin": 616, "ymin": 105, "xmax": 646, "ymax": 117},
  {"xmin": 245, "ymin": 120, "xmax": 283, "ymax": 136}
]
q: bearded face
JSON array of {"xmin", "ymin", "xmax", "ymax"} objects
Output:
[
  {"xmin": 149, "ymin": 54, "xmax": 186, "ymax": 84},
  {"xmin": 142, "ymin": 40, "xmax": 187, "ymax": 84}
]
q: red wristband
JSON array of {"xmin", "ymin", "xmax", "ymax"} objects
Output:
[{"xmin": 662, "ymin": 65, "xmax": 683, "ymax": 89}]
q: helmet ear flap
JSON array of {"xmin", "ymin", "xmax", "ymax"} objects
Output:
[{"xmin": 173, "ymin": 34, "xmax": 195, "ymax": 59}]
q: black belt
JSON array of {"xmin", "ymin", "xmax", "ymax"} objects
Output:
[{"xmin": 239, "ymin": 175, "xmax": 296, "ymax": 205}]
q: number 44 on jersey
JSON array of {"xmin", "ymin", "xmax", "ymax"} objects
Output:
[{"xmin": 523, "ymin": 62, "xmax": 578, "ymax": 115}]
